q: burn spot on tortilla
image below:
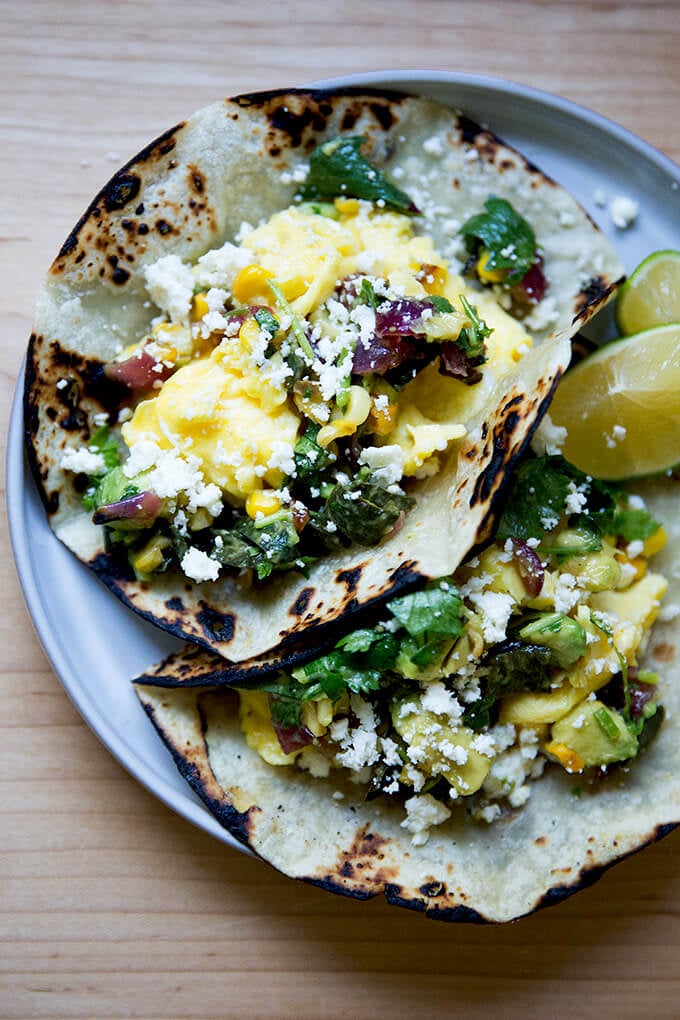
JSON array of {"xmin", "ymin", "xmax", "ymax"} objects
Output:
[
  {"xmin": 321, "ymin": 824, "xmax": 396, "ymax": 889},
  {"xmin": 197, "ymin": 604, "xmax": 236, "ymax": 644},
  {"xmin": 419, "ymin": 880, "xmax": 447, "ymax": 897},
  {"xmin": 104, "ymin": 172, "xmax": 142, "ymax": 213},
  {"xmin": 651, "ymin": 641, "xmax": 675, "ymax": 663},
  {"xmin": 107, "ymin": 255, "xmax": 131, "ymax": 285},
  {"xmin": 289, "ymin": 587, "xmax": 314, "ymax": 618},
  {"xmin": 573, "ymin": 277, "xmax": 619, "ymax": 322},
  {"xmin": 188, "ymin": 166, "xmax": 205, "ymax": 193},
  {"xmin": 341, "ymin": 108, "xmax": 360, "ymax": 131},
  {"xmin": 470, "ymin": 394, "xmax": 525, "ymax": 507},
  {"xmin": 457, "ymin": 114, "xmax": 485, "ymax": 144},
  {"xmin": 369, "ymin": 101, "xmax": 395, "ymax": 131},
  {"xmin": 335, "ymin": 565, "xmax": 364, "ymax": 594},
  {"xmin": 165, "ymin": 596, "xmax": 185, "ymax": 612},
  {"xmin": 388, "ymin": 560, "xmax": 422, "ymax": 588},
  {"xmin": 156, "ymin": 218, "xmax": 176, "ymax": 236},
  {"xmin": 267, "ymin": 100, "xmax": 329, "ymax": 149},
  {"xmin": 535, "ymin": 836, "xmax": 548, "ymax": 847}
]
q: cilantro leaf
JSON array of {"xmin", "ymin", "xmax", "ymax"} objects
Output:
[
  {"xmin": 293, "ymin": 422, "xmax": 335, "ymax": 482},
  {"xmin": 388, "ymin": 583, "xmax": 466, "ymax": 641},
  {"xmin": 296, "ymin": 651, "xmax": 382, "ymax": 699},
  {"xmin": 254, "ymin": 308, "xmax": 279, "ymax": 336},
  {"xmin": 612, "ymin": 508, "xmax": 661, "ymax": 543},
  {"xmin": 457, "ymin": 295, "xmax": 492, "ymax": 358},
  {"xmin": 460, "ymin": 196, "xmax": 537, "ymax": 283},
  {"xmin": 211, "ymin": 514, "xmax": 301, "ymax": 580},
  {"xmin": 463, "ymin": 641, "xmax": 553, "ymax": 731},
  {"xmin": 299, "ymin": 136, "xmax": 419, "ymax": 214},
  {"xmin": 325, "ymin": 473, "xmax": 414, "ymax": 546},
  {"xmin": 428, "ymin": 295, "xmax": 454, "ymax": 314},
  {"xmin": 356, "ymin": 278, "xmax": 378, "ymax": 310}
]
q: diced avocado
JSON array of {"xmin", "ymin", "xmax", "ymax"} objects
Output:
[
  {"xmin": 392, "ymin": 706, "xmax": 492, "ymax": 795},
  {"xmin": 551, "ymin": 699, "xmax": 638, "ymax": 767},
  {"xmin": 518, "ymin": 613, "xmax": 587, "ymax": 668},
  {"xmin": 476, "ymin": 546, "xmax": 527, "ymax": 605},
  {"xmin": 560, "ymin": 546, "xmax": 622, "ymax": 592},
  {"xmin": 92, "ymin": 465, "xmax": 139, "ymax": 508}
]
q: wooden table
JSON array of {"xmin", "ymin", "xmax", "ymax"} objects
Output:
[{"xmin": 2, "ymin": 2, "xmax": 679, "ymax": 1017}]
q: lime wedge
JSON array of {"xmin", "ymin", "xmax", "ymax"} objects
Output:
[
  {"xmin": 616, "ymin": 250, "xmax": 680, "ymax": 334},
  {"xmin": 548, "ymin": 323, "xmax": 680, "ymax": 479}
]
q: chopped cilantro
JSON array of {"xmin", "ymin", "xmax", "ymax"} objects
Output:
[
  {"xmin": 388, "ymin": 584, "xmax": 465, "ymax": 641},
  {"xmin": 457, "ymin": 295, "xmax": 492, "ymax": 357},
  {"xmin": 612, "ymin": 508, "xmax": 661, "ymax": 543},
  {"xmin": 293, "ymin": 423, "xmax": 335, "ymax": 482},
  {"xmin": 356, "ymin": 278, "xmax": 378, "ymax": 309},
  {"xmin": 211, "ymin": 514, "xmax": 302, "ymax": 580},
  {"xmin": 428, "ymin": 295, "xmax": 454, "ymax": 314},
  {"xmin": 299, "ymin": 136, "xmax": 419, "ymax": 214},
  {"xmin": 464, "ymin": 642, "xmax": 553, "ymax": 731},
  {"xmin": 460, "ymin": 196, "xmax": 537, "ymax": 284},
  {"xmin": 254, "ymin": 308, "xmax": 279, "ymax": 336},
  {"xmin": 325, "ymin": 472, "xmax": 414, "ymax": 545}
]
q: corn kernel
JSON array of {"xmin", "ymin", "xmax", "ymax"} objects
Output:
[
  {"xmin": 334, "ymin": 197, "xmax": 360, "ymax": 215},
  {"xmin": 368, "ymin": 401, "xmax": 397, "ymax": 435},
  {"xmin": 643, "ymin": 526, "xmax": 667, "ymax": 558},
  {"xmin": 476, "ymin": 249, "xmax": 507, "ymax": 283},
  {"xmin": 317, "ymin": 386, "xmax": 371, "ymax": 448},
  {"xmin": 232, "ymin": 264, "xmax": 275, "ymax": 304},
  {"xmin": 192, "ymin": 292, "xmax": 210, "ymax": 321},
  {"xmin": 544, "ymin": 740, "xmax": 585, "ymax": 774},
  {"xmin": 245, "ymin": 490, "xmax": 282, "ymax": 519},
  {"xmin": 316, "ymin": 697, "xmax": 335, "ymax": 728},
  {"xmin": 421, "ymin": 264, "xmax": 448, "ymax": 295}
]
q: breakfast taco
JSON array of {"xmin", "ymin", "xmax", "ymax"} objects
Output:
[
  {"xmin": 134, "ymin": 451, "xmax": 680, "ymax": 923},
  {"xmin": 24, "ymin": 89, "xmax": 622, "ymax": 661}
]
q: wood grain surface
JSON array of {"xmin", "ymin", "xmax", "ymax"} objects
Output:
[{"xmin": 2, "ymin": 2, "xmax": 679, "ymax": 1017}]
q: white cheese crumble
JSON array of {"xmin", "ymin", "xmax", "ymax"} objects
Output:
[
  {"xmin": 180, "ymin": 547, "xmax": 220, "ymax": 583},
  {"xmin": 564, "ymin": 481, "xmax": 588, "ymax": 515},
  {"xmin": 609, "ymin": 195, "xmax": 639, "ymax": 230},
  {"xmin": 194, "ymin": 242, "xmax": 252, "ymax": 290},
  {"xmin": 60, "ymin": 445, "xmax": 105, "ymax": 475},
  {"xmin": 531, "ymin": 413, "xmax": 567, "ymax": 457},
  {"xmin": 468, "ymin": 590, "xmax": 515, "ymax": 644},
  {"xmin": 401, "ymin": 793, "xmax": 451, "ymax": 846},
  {"xmin": 358, "ymin": 445, "xmax": 405, "ymax": 488},
  {"xmin": 144, "ymin": 254, "xmax": 195, "ymax": 324}
]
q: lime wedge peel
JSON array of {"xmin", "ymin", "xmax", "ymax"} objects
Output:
[
  {"xmin": 616, "ymin": 250, "xmax": 680, "ymax": 335},
  {"xmin": 548, "ymin": 322, "xmax": 680, "ymax": 480}
]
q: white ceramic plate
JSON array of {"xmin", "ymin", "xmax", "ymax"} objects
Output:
[{"xmin": 8, "ymin": 71, "xmax": 680, "ymax": 852}]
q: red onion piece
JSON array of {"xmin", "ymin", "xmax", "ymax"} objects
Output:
[
  {"xmin": 104, "ymin": 349, "xmax": 174, "ymax": 391},
  {"xmin": 272, "ymin": 720, "xmax": 315, "ymax": 755},
  {"xmin": 375, "ymin": 298, "xmax": 428, "ymax": 337},
  {"xmin": 352, "ymin": 333, "xmax": 422, "ymax": 374},
  {"xmin": 92, "ymin": 490, "xmax": 163, "ymax": 526},
  {"xmin": 512, "ymin": 254, "xmax": 548, "ymax": 305},
  {"xmin": 512, "ymin": 538, "xmax": 545, "ymax": 597},
  {"xmin": 438, "ymin": 342, "xmax": 483, "ymax": 385},
  {"xmin": 629, "ymin": 677, "xmax": 657, "ymax": 719}
]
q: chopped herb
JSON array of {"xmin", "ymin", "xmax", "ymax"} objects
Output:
[
  {"xmin": 211, "ymin": 514, "xmax": 302, "ymax": 580},
  {"xmin": 464, "ymin": 642, "xmax": 553, "ymax": 731},
  {"xmin": 428, "ymin": 295, "xmax": 454, "ymax": 314},
  {"xmin": 388, "ymin": 583, "xmax": 465, "ymax": 641},
  {"xmin": 594, "ymin": 706, "xmax": 621, "ymax": 741},
  {"xmin": 299, "ymin": 135, "xmax": 419, "ymax": 214},
  {"xmin": 267, "ymin": 279, "xmax": 315, "ymax": 360},
  {"xmin": 356, "ymin": 278, "xmax": 378, "ymax": 309},
  {"xmin": 254, "ymin": 308, "xmax": 280, "ymax": 336},
  {"xmin": 457, "ymin": 295, "xmax": 492, "ymax": 357},
  {"xmin": 89, "ymin": 425, "xmax": 121, "ymax": 471},
  {"xmin": 590, "ymin": 611, "xmax": 631, "ymax": 722},
  {"xmin": 325, "ymin": 472, "xmax": 414, "ymax": 545},
  {"xmin": 612, "ymin": 508, "xmax": 661, "ymax": 543},
  {"xmin": 460, "ymin": 196, "xmax": 537, "ymax": 284},
  {"xmin": 294, "ymin": 651, "xmax": 383, "ymax": 700},
  {"xmin": 571, "ymin": 785, "xmax": 583, "ymax": 798},
  {"xmin": 293, "ymin": 422, "xmax": 335, "ymax": 481}
]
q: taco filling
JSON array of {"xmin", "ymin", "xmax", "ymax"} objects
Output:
[
  {"xmin": 60, "ymin": 155, "xmax": 544, "ymax": 586},
  {"xmin": 228, "ymin": 454, "xmax": 669, "ymax": 846}
]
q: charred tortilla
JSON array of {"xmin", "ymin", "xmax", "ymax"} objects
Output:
[{"xmin": 25, "ymin": 89, "xmax": 621, "ymax": 661}]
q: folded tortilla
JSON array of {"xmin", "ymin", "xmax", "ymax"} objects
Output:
[
  {"xmin": 24, "ymin": 88, "xmax": 621, "ymax": 661},
  {"xmin": 134, "ymin": 476, "xmax": 680, "ymax": 922}
]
